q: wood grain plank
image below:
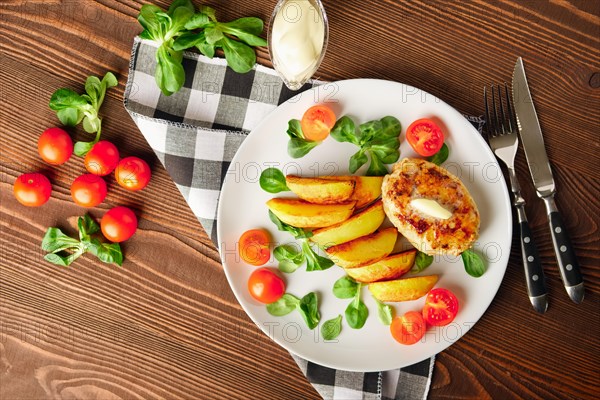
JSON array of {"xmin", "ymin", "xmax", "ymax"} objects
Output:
[{"xmin": 0, "ymin": 1, "xmax": 598, "ymax": 399}]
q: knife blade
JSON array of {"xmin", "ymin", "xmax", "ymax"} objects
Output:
[{"xmin": 512, "ymin": 57, "xmax": 584, "ymax": 304}]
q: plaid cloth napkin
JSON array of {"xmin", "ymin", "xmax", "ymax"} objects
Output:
[{"xmin": 124, "ymin": 36, "xmax": 483, "ymax": 400}]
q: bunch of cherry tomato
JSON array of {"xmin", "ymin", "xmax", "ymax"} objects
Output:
[{"xmin": 13, "ymin": 127, "xmax": 152, "ymax": 243}]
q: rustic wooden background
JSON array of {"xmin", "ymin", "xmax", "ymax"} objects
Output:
[{"xmin": 1, "ymin": 1, "xmax": 598, "ymax": 399}]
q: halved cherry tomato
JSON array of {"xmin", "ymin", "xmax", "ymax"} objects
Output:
[
  {"xmin": 422, "ymin": 288, "xmax": 459, "ymax": 327},
  {"xmin": 85, "ymin": 141, "xmax": 120, "ymax": 176},
  {"xmin": 300, "ymin": 105, "xmax": 336, "ymax": 141},
  {"xmin": 390, "ymin": 311, "xmax": 426, "ymax": 345},
  {"xmin": 115, "ymin": 156, "xmax": 151, "ymax": 191},
  {"xmin": 406, "ymin": 118, "xmax": 444, "ymax": 156},
  {"xmin": 13, "ymin": 173, "xmax": 52, "ymax": 207},
  {"xmin": 247, "ymin": 268, "xmax": 285, "ymax": 304},
  {"xmin": 70, "ymin": 174, "xmax": 107, "ymax": 207},
  {"xmin": 101, "ymin": 206, "xmax": 138, "ymax": 242},
  {"xmin": 38, "ymin": 127, "xmax": 73, "ymax": 165},
  {"xmin": 239, "ymin": 229, "xmax": 270, "ymax": 266}
]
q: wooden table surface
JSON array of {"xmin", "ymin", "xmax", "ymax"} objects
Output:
[{"xmin": 1, "ymin": 1, "xmax": 598, "ymax": 399}]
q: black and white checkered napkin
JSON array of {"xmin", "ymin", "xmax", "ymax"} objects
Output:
[{"xmin": 124, "ymin": 36, "xmax": 482, "ymax": 400}]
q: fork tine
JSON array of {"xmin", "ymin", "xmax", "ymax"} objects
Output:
[
  {"xmin": 497, "ymin": 83, "xmax": 507, "ymax": 134},
  {"xmin": 484, "ymin": 86, "xmax": 492, "ymax": 137},
  {"xmin": 491, "ymin": 85, "xmax": 499, "ymax": 136},
  {"xmin": 504, "ymin": 82, "xmax": 515, "ymax": 133}
]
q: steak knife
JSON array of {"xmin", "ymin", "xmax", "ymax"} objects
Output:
[{"xmin": 512, "ymin": 57, "xmax": 584, "ymax": 304}]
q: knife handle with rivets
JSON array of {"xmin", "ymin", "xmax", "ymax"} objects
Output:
[
  {"xmin": 543, "ymin": 196, "xmax": 584, "ymax": 303},
  {"xmin": 516, "ymin": 205, "xmax": 548, "ymax": 313}
]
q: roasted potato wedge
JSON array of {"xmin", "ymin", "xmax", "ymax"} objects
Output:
[
  {"xmin": 345, "ymin": 249, "xmax": 417, "ymax": 283},
  {"xmin": 321, "ymin": 176, "xmax": 383, "ymax": 208},
  {"xmin": 310, "ymin": 200, "xmax": 385, "ymax": 247},
  {"xmin": 325, "ymin": 227, "xmax": 397, "ymax": 268},
  {"xmin": 266, "ymin": 198, "xmax": 355, "ymax": 228},
  {"xmin": 285, "ymin": 175, "xmax": 355, "ymax": 204},
  {"xmin": 368, "ymin": 275, "xmax": 439, "ymax": 302}
]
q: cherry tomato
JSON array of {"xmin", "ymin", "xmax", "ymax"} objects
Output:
[
  {"xmin": 84, "ymin": 141, "xmax": 120, "ymax": 176},
  {"xmin": 13, "ymin": 173, "xmax": 52, "ymax": 207},
  {"xmin": 390, "ymin": 311, "xmax": 426, "ymax": 345},
  {"xmin": 239, "ymin": 229, "xmax": 270, "ymax": 266},
  {"xmin": 101, "ymin": 206, "xmax": 138, "ymax": 243},
  {"xmin": 422, "ymin": 288, "xmax": 459, "ymax": 327},
  {"xmin": 115, "ymin": 156, "xmax": 151, "ymax": 191},
  {"xmin": 300, "ymin": 105, "xmax": 336, "ymax": 141},
  {"xmin": 406, "ymin": 118, "xmax": 444, "ymax": 156},
  {"xmin": 38, "ymin": 127, "xmax": 73, "ymax": 165},
  {"xmin": 70, "ymin": 174, "xmax": 107, "ymax": 207},
  {"xmin": 247, "ymin": 268, "xmax": 285, "ymax": 304}
]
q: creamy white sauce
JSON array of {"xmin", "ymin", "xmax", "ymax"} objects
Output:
[
  {"xmin": 410, "ymin": 199, "xmax": 452, "ymax": 220},
  {"xmin": 271, "ymin": 0, "xmax": 325, "ymax": 89}
]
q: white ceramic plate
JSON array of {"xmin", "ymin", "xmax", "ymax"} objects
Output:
[{"xmin": 217, "ymin": 79, "xmax": 511, "ymax": 372}]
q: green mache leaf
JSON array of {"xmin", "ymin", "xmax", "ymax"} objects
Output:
[
  {"xmin": 84, "ymin": 76, "xmax": 102, "ymax": 105},
  {"xmin": 172, "ymin": 32, "xmax": 206, "ymax": 51},
  {"xmin": 221, "ymin": 37, "xmax": 256, "ymax": 73},
  {"xmin": 78, "ymin": 214, "xmax": 99, "ymax": 241},
  {"xmin": 155, "ymin": 44, "xmax": 185, "ymax": 96},
  {"xmin": 298, "ymin": 292, "xmax": 320, "ymax": 330},
  {"xmin": 41, "ymin": 227, "xmax": 80, "ymax": 253},
  {"xmin": 321, "ymin": 315, "xmax": 342, "ymax": 340},
  {"xmin": 369, "ymin": 135, "xmax": 400, "ymax": 163},
  {"xmin": 101, "ymin": 72, "xmax": 118, "ymax": 90},
  {"xmin": 139, "ymin": 29, "xmax": 155, "ymax": 40},
  {"xmin": 44, "ymin": 252, "xmax": 75, "ymax": 267},
  {"xmin": 168, "ymin": 5, "xmax": 194, "ymax": 38},
  {"xmin": 288, "ymin": 138, "xmax": 319, "ymax": 159},
  {"xmin": 88, "ymin": 239, "xmax": 123, "ymax": 266},
  {"xmin": 349, "ymin": 149, "xmax": 368, "ymax": 174},
  {"xmin": 199, "ymin": 5, "xmax": 217, "ymax": 22},
  {"xmin": 267, "ymin": 210, "xmax": 311, "ymax": 239},
  {"xmin": 274, "ymin": 244, "xmax": 304, "ymax": 273},
  {"xmin": 168, "ymin": 0, "xmax": 194, "ymax": 15},
  {"xmin": 221, "ymin": 18, "xmax": 267, "ymax": 47},
  {"xmin": 462, "ymin": 249, "xmax": 486, "ymax": 277},
  {"xmin": 332, "ymin": 276, "xmax": 358, "ymax": 299},
  {"xmin": 358, "ymin": 119, "xmax": 382, "ymax": 144},
  {"xmin": 345, "ymin": 297, "xmax": 368, "ymax": 329},
  {"xmin": 259, "ymin": 167, "xmax": 289, "ymax": 193},
  {"xmin": 185, "ymin": 12, "xmax": 212, "ymax": 30},
  {"xmin": 74, "ymin": 140, "xmax": 96, "ymax": 157},
  {"xmin": 56, "ymin": 108, "xmax": 83, "ymax": 126},
  {"xmin": 412, "ymin": 251, "xmax": 434, "ymax": 273},
  {"xmin": 330, "ymin": 116, "xmax": 358, "ymax": 144},
  {"xmin": 204, "ymin": 25, "xmax": 224, "ymax": 45},
  {"xmin": 221, "ymin": 17, "xmax": 264, "ymax": 36},
  {"xmin": 376, "ymin": 299, "xmax": 393, "ymax": 325},
  {"xmin": 49, "ymin": 88, "xmax": 88, "ymax": 111},
  {"xmin": 82, "ymin": 115, "xmax": 99, "ymax": 133},
  {"xmin": 278, "ymin": 259, "xmax": 301, "ymax": 273},
  {"xmin": 427, "ymin": 143, "xmax": 449, "ymax": 166},
  {"xmin": 286, "ymin": 119, "xmax": 303, "ymax": 139},
  {"xmin": 378, "ymin": 116, "xmax": 401, "ymax": 138},
  {"xmin": 366, "ymin": 151, "xmax": 388, "ymax": 176},
  {"xmin": 138, "ymin": 4, "xmax": 162, "ymax": 34},
  {"xmin": 196, "ymin": 40, "xmax": 216, "ymax": 58},
  {"xmin": 303, "ymin": 241, "xmax": 333, "ymax": 271},
  {"xmin": 266, "ymin": 293, "xmax": 300, "ymax": 316}
]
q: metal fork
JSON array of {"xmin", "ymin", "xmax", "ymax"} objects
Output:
[{"xmin": 484, "ymin": 83, "xmax": 548, "ymax": 313}]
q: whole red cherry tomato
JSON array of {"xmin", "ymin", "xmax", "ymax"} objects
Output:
[
  {"xmin": 70, "ymin": 174, "xmax": 107, "ymax": 207},
  {"xmin": 84, "ymin": 141, "xmax": 120, "ymax": 176},
  {"xmin": 38, "ymin": 127, "xmax": 73, "ymax": 165},
  {"xmin": 13, "ymin": 173, "xmax": 52, "ymax": 207},
  {"xmin": 100, "ymin": 206, "xmax": 138, "ymax": 242},
  {"xmin": 115, "ymin": 156, "xmax": 151, "ymax": 191}
]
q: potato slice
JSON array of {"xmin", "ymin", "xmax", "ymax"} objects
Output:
[
  {"xmin": 321, "ymin": 176, "xmax": 383, "ymax": 208},
  {"xmin": 266, "ymin": 198, "xmax": 355, "ymax": 228},
  {"xmin": 310, "ymin": 200, "xmax": 385, "ymax": 247},
  {"xmin": 325, "ymin": 227, "xmax": 397, "ymax": 268},
  {"xmin": 346, "ymin": 249, "xmax": 417, "ymax": 283},
  {"xmin": 285, "ymin": 175, "xmax": 355, "ymax": 204},
  {"xmin": 368, "ymin": 275, "xmax": 439, "ymax": 302}
]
